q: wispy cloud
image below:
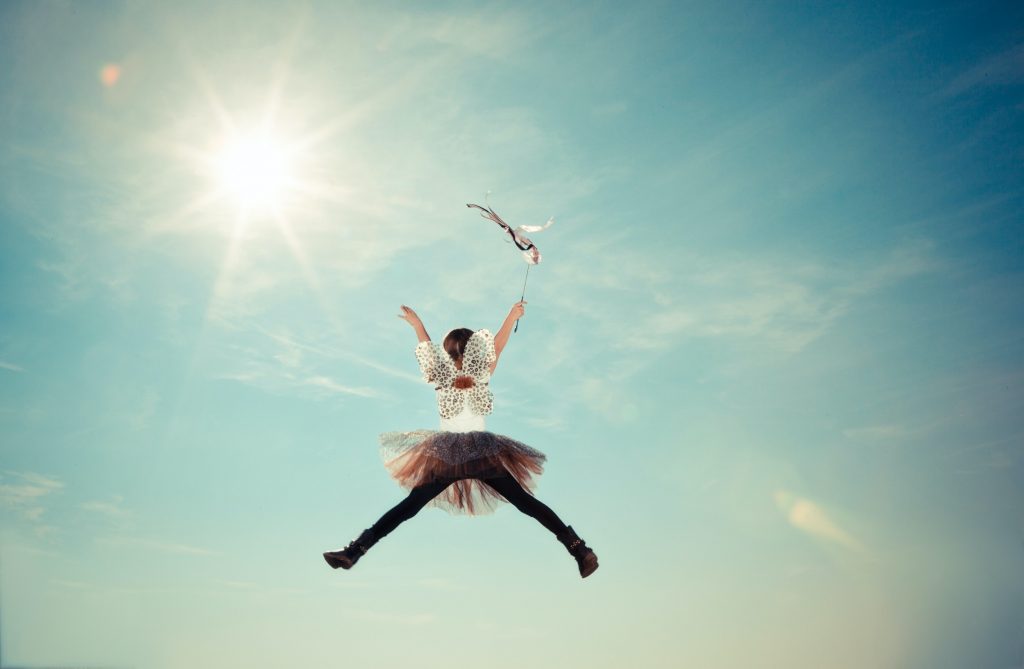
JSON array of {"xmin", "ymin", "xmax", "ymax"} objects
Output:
[
  {"xmin": 216, "ymin": 365, "xmax": 386, "ymax": 401},
  {"xmin": 80, "ymin": 494, "xmax": 130, "ymax": 518},
  {"xmin": 647, "ymin": 243, "xmax": 934, "ymax": 354},
  {"xmin": 303, "ymin": 375, "xmax": 380, "ymax": 398},
  {"xmin": 0, "ymin": 470, "xmax": 63, "ymax": 524},
  {"xmin": 523, "ymin": 415, "xmax": 566, "ymax": 430},
  {"xmin": 96, "ymin": 536, "xmax": 219, "ymax": 556},
  {"xmin": 941, "ymin": 44, "xmax": 1024, "ymax": 98},
  {"xmin": 214, "ymin": 331, "xmax": 391, "ymax": 402},
  {"xmin": 843, "ymin": 424, "xmax": 915, "ymax": 440},
  {"xmin": 549, "ymin": 237, "xmax": 938, "ymax": 356},
  {"xmin": 259, "ymin": 327, "xmax": 421, "ymax": 383},
  {"xmin": 0, "ymin": 360, "xmax": 24, "ymax": 372},
  {"xmin": 544, "ymin": 238, "xmax": 938, "ymax": 424},
  {"xmin": 943, "ymin": 432, "xmax": 1021, "ymax": 475}
]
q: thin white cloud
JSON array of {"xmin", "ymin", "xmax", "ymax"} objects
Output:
[
  {"xmin": 0, "ymin": 471, "xmax": 63, "ymax": 504},
  {"xmin": 943, "ymin": 431, "xmax": 1021, "ymax": 474},
  {"xmin": 843, "ymin": 424, "xmax": 914, "ymax": 440},
  {"xmin": 0, "ymin": 360, "xmax": 24, "ymax": 372},
  {"xmin": 304, "ymin": 375, "xmax": 380, "ymax": 398},
  {"xmin": 842, "ymin": 417, "xmax": 946, "ymax": 442},
  {"xmin": 80, "ymin": 494, "xmax": 130, "ymax": 518},
  {"xmin": 0, "ymin": 471, "xmax": 63, "ymax": 523},
  {"xmin": 549, "ymin": 238, "xmax": 938, "ymax": 356},
  {"xmin": 535, "ymin": 238, "xmax": 938, "ymax": 425},
  {"xmin": 523, "ymin": 415, "xmax": 566, "ymax": 430},
  {"xmin": 258, "ymin": 327, "xmax": 421, "ymax": 383},
  {"xmin": 95, "ymin": 536, "xmax": 219, "ymax": 556},
  {"xmin": 2, "ymin": 470, "xmax": 63, "ymax": 491},
  {"xmin": 216, "ymin": 357, "xmax": 388, "ymax": 402},
  {"xmin": 941, "ymin": 44, "xmax": 1024, "ymax": 98}
]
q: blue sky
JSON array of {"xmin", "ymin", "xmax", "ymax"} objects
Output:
[{"xmin": 1, "ymin": 2, "xmax": 1022, "ymax": 667}]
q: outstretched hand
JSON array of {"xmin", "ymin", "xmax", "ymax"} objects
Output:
[{"xmin": 398, "ymin": 305, "xmax": 423, "ymax": 328}]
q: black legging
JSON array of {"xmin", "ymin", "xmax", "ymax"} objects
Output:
[{"xmin": 371, "ymin": 471, "xmax": 569, "ymax": 539}]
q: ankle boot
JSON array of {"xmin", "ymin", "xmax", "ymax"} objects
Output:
[
  {"xmin": 557, "ymin": 525, "xmax": 599, "ymax": 578},
  {"xmin": 323, "ymin": 528, "xmax": 378, "ymax": 570}
]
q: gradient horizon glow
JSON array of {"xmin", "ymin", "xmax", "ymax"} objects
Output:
[{"xmin": 1, "ymin": 2, "xmax": 1022, "ymax": 668}]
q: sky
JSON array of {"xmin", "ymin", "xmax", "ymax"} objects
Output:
[{"xmin": 1, "ymin": 1, "xmax": 1022, "ymax": 667}]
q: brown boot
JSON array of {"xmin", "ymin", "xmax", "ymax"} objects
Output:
[
  {"xmin": 323, "ymin": 528, "xmax": 377, "ymax": 570},
  {"xmin": 557, "ymin": 525, "xmax": 599, "ymax": 578}
]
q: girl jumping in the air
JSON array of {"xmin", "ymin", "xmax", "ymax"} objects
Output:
[{"xmin": 323, "ymin": 300, "xmax": 599, "ymax": 578}]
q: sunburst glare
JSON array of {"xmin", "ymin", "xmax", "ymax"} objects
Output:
[{"xmin": 214, "ymin": 132, "xmax": 295, "ymax": 210}]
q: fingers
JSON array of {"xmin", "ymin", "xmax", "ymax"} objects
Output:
[{"xmin": 398, "ymin": 305, "xmax": 421, "ymax": 323}]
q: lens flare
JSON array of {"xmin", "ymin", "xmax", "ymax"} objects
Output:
[{"xmin": 100, "ymin": 64, "xmax": 122, "ymax": 87}]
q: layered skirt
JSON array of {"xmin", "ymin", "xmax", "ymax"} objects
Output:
[{"xmin": 378, "ymin": 429, "xmax": 547, "ymax": 515}]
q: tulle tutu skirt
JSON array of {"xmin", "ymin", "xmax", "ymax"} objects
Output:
[{"xmin": 378, "ymin": 429, "xmax": 547, "ymax": 515}]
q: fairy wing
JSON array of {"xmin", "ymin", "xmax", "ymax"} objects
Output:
[
  {"xmin": 462, "ymin": 329, "xmax": 496, "ymax": 416},
  {"xmin": 461, "ymin": 329, "xmax": 497, "ymax": 382},
  {"xmin": 415, "ymin": 341, "xmax": 456, "ymax": 388}
]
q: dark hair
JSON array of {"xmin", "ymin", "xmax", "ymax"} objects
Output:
[{"xmin": 442, "ymin": 328, "xmax": 474, "ymax": 364}]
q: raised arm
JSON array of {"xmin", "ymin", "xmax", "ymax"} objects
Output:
[
  {"xmin": 398, "ymin": 305, "xmax": 431, "ymax": 343},
  {"xmin": 491, "ymin": 300, "xmax": 526, "ymax": 375}
]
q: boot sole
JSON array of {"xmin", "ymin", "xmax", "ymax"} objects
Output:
[
  {"xmin": 323, "ymin": 552, "xmax": 355, "ymax": 570},
  {"xmin": 580, "ymin": 553, "xmax": 599, "ymax": 578}
]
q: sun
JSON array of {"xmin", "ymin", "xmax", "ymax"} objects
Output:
[
  {"xmin": 215, "ymin": 132, "xmax": 295, "ymax": 210},
  {"xmin": 161, "ymin": 62, "xmax": 356, "ymax": 325}
]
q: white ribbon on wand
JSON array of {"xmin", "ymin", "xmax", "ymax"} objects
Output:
[{"xmin": 466, "ymin": 202, "xmax": 553, "ymax": 334}]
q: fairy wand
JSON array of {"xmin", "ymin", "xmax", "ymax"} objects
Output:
[{"xmin": 466, "ymin": 203, "xmax": 554, "ymax": 332}]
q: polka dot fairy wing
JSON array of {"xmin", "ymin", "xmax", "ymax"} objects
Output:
[
  {"xmin": 462, "ymin": 329, "xmax": 497, "ymax": 382},
  {"xmin": 467, "ymin": 382, "xmax": 494, "ymax": 416},
  {"xmin": 462, "ymin": 329, "xmax": 495, "ymax": 416},
  {"xmin": 436, "ymin": 387, "xmax": 466, "ymax": 419},
  {"xmin": 414, "ymin": 341, "xmax": 456, "ymax": 388}
]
